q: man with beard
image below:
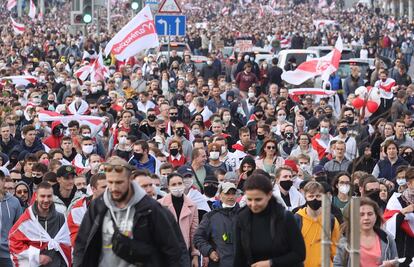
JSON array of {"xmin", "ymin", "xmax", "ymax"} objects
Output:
[
  {"xmin": 9, "ymin": 182, "xmax": 71, "ymax": 267},
  {"xmin": 73, "ymin": 156, "xmax": 186, "ymax": 267}
]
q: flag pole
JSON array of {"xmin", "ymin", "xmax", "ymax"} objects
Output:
[{"xmin": 107, "ymin": 0, "xmax": 111, "ymax": 33}]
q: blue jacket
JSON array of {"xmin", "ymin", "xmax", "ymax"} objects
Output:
[
  {"xmin": 18, "ymin": 137, "xmax": 45, "ymax": 154},
  {"xmin": 129, "ymin": 154, "xmax": 159, "ymax": 174},
  {"xmin": 0, "ymin": 193, "xmax": 22, "ymax": 258},
  {"xmin": 377, "ymin": 156, "xmax": 409, "ymax": 180},
  {"xmin": 329, "ymin": 75, "xmax": 342, "ymax": 91}
]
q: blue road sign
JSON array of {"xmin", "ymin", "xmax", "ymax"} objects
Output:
[{"xmin": 155, "ymin": 15, "xmax": 186, "ymax": 36}]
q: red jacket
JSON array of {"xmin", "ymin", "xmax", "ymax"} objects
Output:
[{"xmin": 43, "ymin": 121, "xmax": 64, "ymax": 149}]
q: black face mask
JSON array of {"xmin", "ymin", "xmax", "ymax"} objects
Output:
[
  {"xmin": 170, "ymin": 148, "xmax": 179, "ymax": 157},
  {"xmin": 366, "ymin": 190, "xmax": 382, "ymax": 205},
  {"xmin": 339, "ymin": 127, "xmax": 348, "ymax": 134},
  {"xmin": 147, "ymin": 114, "xmax": 156, "ymax": 122},
  {"xmin": 202, "ymin": 91, "xmax": 209, "ymax": 96},
  {"xmin": 170, "ymin": 115, "xmax": 178, "ymax": 122},
  {"xmin": 116, "ymin": 149, "xmax": 131, "ymax": 161},
  {"xmin": 403, "ymin": 153, "xmax": 413, "ymax": 163},
  {"xmin": 284, "ymin": 132, "xmax": 294, "ymax": 140},
  {"xmin": 354, "ymin": 184, "xmax": 360, "ymax": 196},
  {"xmin": 79, "ymin": 188, "xmax": 87, "ymax": 194},
  {"xmin": 307, "ymin": 199, "xmax": 322, "ymax": 211},
  {"xmin": 134, "ymin": 152, "xmax": 143, "ymax": 161},
  {"xmin": 159, "ymin": 128, "xmax": 166, "ymax": 134},
  {"xmin": 326, "ymin": 113, "xmax": 333, "ymax": 119},
  {"xmin": 52, "ymin": 127, "xmax": 63, "ymax": 137},
  {"xmin": 257, "ymin": 134, "xmax": 265, "ymax": 140},
  {"xmin": 176, "ymin": 128, "xmax": 185, "ymax": 137},
  {"xmin": 255, "ymin": 113, "xmax": 263, "ymax": 119},
  {"xmin": 204, "ymin": 185, "xmax": 218, "ymax": 198},
  {"xmin": 248, "ymin": 149, "xmax": 257, "ymax": 156},
  {"xmin": 315, "ymin": 175, "xmax": 327, "ymax": 183},
  {"xmin": 279, "ymin": 180, "xmax": 293, "ymax": 191},
  {"xmin": 33, "ymin": 176, "xmax": 42, "ymax": 185},
  {"xmin": 346, "ymin": 116, "xmax": 354, "ymax": 125}
]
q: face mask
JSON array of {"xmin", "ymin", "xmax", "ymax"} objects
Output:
[
  {"xmin": 307, "ymin": 199, "xmax": 322, "ymax": 211},
  {"xmin": 207, "ymin": 61, "xmax": 213, "ymax": 65},
  {"xmin": 82, "ymin": 133, "xmax": 91, "ymax": 138},
  {"xmin": 15, "ymin": 110, "xmax": 23, "ymax": 117},
  {"xmin": 177, "ymin": 99, "xmax": 184, "ymax": 106},
  {"xmin": 346, "ymin": 116, "xmax": 354, "ymax": 125},
  {"xmin": 271, "ymin": 126, "xmax": 278, "ymax": 133},
  {"xmin": 82, "ymin": 145, "xmax": 93, "ymax": 154},
  {"xmin": 118, "ymin": 136, "xmax": 127, "ymax": 145},
  {"xmin": 222, "ymin": 115, "xmax": 231, "ymax": 123},
  {"xmin": 91, "ymin": 86, "xmax": 98, "ymax": 94},
  {"xmin": 279, "ymin": 180, "xmax": 293, "ymax": 191},
  {"xmin": 208, "ymin": 83, "xmax": 214, "ymax": 89},
  {"xmin": 32, "ymin": 98, "xmax": 41, "ymax": 105},
  {"xmin": 192, "ymin": 129, "xmax": 200, "ymax": 136},
  {"xmin": 284, "ymin": 132, "xmax": 293, "ymax": 140},
  {"xmin": 134, "ymin": 152, "xmax": 143, "ymax": 161},
  {"xmin": 320, "ymin": 127, "xmax": 329, "ymax": 135},
  {"xmin": 278, "ymin": 115, "xmax": 286, "ymax": 122},
  {"xmin": 176, "ymin": 128, "xmax": 185, "ymax": 137},
  {"xmin": 339, "ymin": 127, "xmax": 348, "ymax": 134},
  {"xmin": 338, "ymin": 184, "xmax": 350, "ymax": 194},
  {"xmin": 248, "ymin": 149, "xmax": 257, "ymax": 156},
  {"xmin": 183, "ymin": 178, "xmax": 193, "ymax": 190},
  {"xmin": 248, "ymin": 92, "xmax": 255, "ymax": 99},
  {"xmin": 222, "ymin": 202, "xmax": 236, "ymax": 208},
  {"xmin": 33, "ymin": 176, "xmax": 43, "ymax": 185},
  {"xmin": 209, "ymin": 151, "xmax": 220, "ymax": 160},
  {"xmin": 170, "ymin": 186, "xmax": 185, "ymax": 197},
  {"xmin": 147, "ymin": 114, "xmax": 156, "ymax": 122},
  {"xmin": 204, "ymin": 185, "xmax": 218, "ymax": 198},
  {"xmin": 397, "ymin": 179, "xmax": 407, "ymax": 186},
  {"xmin": 366, "ymin": 190, "xmax": 381, "ymax": 204},
  {"xmin": 257, "ymin": 134, "xmax": 265, "ymax": 140},
  {"xmin": 300, "ymin": 164, "xmax": 310, "ymax": 173},
  {"xmin": 115, "ymin": 77, "xmax": 122, "ymax": 83},
  {"xmin": 170, "ymin": 148, "xmax": 179, "ymax": 157},
  {"xmin": 315, "ymin": 175, "xmax": 327, "ymax": 183},
  {"xmin": 109, "ymin": 69, "xmax": 116, "ymax": 75},
  {"xmin": 326, "ymin": 113, "xmax": 333, "ymax": 119},
  {"xmin": 202, "ymin": 91, "xmax": 210, "ymax": 96},
  {"xmin": 170, "ymin": 115, "xmax": 178, "ymax": 122},
  {"xmin": 244, "ymin": 55, "xmax": 250, "ymax": 61},
  {"xmin": 69, "ymin": 59, "xmax": 75, "ymax": 64}
]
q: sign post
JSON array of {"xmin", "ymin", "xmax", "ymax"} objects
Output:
[{"xmin": 156, "ymin": 0, "xmax": 185, "ymax": 62}]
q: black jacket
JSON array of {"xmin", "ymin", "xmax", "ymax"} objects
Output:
[
  {"xmin": 73, "ymin": 194, "xmax": 188, "ymax": 267},
  {"xmin": 0, "ymin": 136, "xmax": 19, "ymax": 156},
  {"xmin": 267, "ymin": 66, "xmax": 283, "ymax": 87},
  {"xmin": 233, "ymin": 197, "xmax": 306, "ymax": 267}
]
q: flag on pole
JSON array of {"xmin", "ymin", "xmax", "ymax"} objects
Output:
[
  {"xmin": 384, "ymin": 193, "xmax": 414, "ymax": 238},
  {"xmin": 74, "ymin": 65, "xmax": 92, "ymax": 81},
  {"xmin": 90, "ymin": 52, "xmax": 109, "ymax": 83},
  {"xmin": 10, "ymin": 17, "xmax": 25, "ymax": 35},
  {"xmin": 1, "ymin": 75, "xmax": 36, "ymax": 85},
  {"xmin": 221, "ymin": 6, "xmax": 229, "ymax": 16},
  {"xmin": 29, "ymin": 0, "xmax": 36, "ymax": 19},
  {"xmin": 7, "ymin": 0, "xmax": 16, "ymax": 11},
  {"xmin": 104, "ymin": 5, "xmax": 159, "ymax": 61},
  {"xmin": 281, "ymin": 35, "xmax": 343, "ymax": 85},
  {"xmin": 38, "ymin": 10, "xmax": 43, "ymax": 21}
]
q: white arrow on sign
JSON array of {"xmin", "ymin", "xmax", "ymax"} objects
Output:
[
  {"xmin": 158, "ymin": 19, "xmax": 168, "ymax": 35},
  {"xmin": 175, "ymin": 17, "xmax": 181, "ymax": 35}
]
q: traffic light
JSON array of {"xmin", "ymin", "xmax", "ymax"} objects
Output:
[
  {"xmin": 82, "ymin": 0, "xmax": 93, "ymax": 24},
  {"xmin": 71, "ymin": 11, "xmax": 84, "ymax": 25},
  {"xmin": 131, "ymin": 0, "xmax": 142, "ymax": 11}
]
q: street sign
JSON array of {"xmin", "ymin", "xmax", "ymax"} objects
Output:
[
  {"xmin": 155, "ymin": 15, "xmax": 186, "ymax": 36},
  {"xmin": 158, "ymin": 0, "xmax": 181, "ymax": 13},
  {"xmin": 145, "ymin": 0, "xmax": 159, "ymax": 12}
]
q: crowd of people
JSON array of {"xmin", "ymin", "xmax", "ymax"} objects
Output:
[{"xmin": 1, "ymin": 0, "xmax": 414, "ymax": 266}]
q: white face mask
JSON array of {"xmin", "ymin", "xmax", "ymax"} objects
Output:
[
  {"xmin": 221, "ymin": 146, "xmax": 227, "ymax": 154},
  {"xmin": 183, "ymin": 178, "xmax": 193, "ymax": 190},
  {"xmin": 90, "ymin": 86, "xmax": 98, "ymax": 94},
  {"xmin": 170, "ymin": 186, "xmax": 185, "ymax": 197},
  {"xmin": 118, "ymin": 136, "xmax": 127, "ymax": 145},
  {"xmin": 397, "ymin": 179, "xmax": 407, "ymax": 186},
  {"xmin": 209, "ymin": 151, "xmax": 220, "ymax": 160},
  {"xmin": 82, "ymin": 144, "xmax": 94, "ymax": 154},
  {"xmin": 177, "ymin": 99, "xmax": 184, "ymax": 106},
  {"xmin": 338, "ymin": 184, "xmax": 350, "ymax": 194},
  {"xmin": 32, "ymin": 98, "xmax": 41, "ymax": 105},
  {"xmin": 248, "ymin": 92, "xmax": 255, "ymax": 99},
  {"xmin": 278, "ymin": 115, "xmax": 286, "ymax": 122},
  {"xmin": 90, "ymin": 162, "xmax": 100, "ymax": 171},
  {"xmin": 15, "ymin": 110, "xmax": 23, "ymax": 117},
  {"xmin": 300, "ymin": 164, "xmax": 310, "ymax": 173},
  {"xmin": 82, "ymin": 133, "xmax": 91, "ymax": 138},
  {"xmin": 192, "ymin": 129, "xmax": 200, "ymax": 136},
  {"xmin": 222, "ymin": 202, "xmax": 236, "ymax": 208}
]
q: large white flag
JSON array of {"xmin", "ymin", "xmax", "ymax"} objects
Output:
[
  {"xmin": 90, "ymin": 52, "xmax": 109, "ymax": 83},
  {"xmin": 282, "ymin": 35, "xmax": 343, "ymax": 85},
  {"xmin": 105, "ymin": 5, "xmax": 159, "ymax": 61},
  {"xmin": 28, "ymin": 0, "xmax": 36, "ymax": 19}
]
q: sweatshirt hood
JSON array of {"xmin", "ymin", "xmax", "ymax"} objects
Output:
[{"xmin": 103, "ymin": 180, "xmax": 146, "ymax": 212}]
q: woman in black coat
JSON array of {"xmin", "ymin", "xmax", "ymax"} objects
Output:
[{"xmin": 234, "ymin": 174, "xmax": 306, "ymax": 267}]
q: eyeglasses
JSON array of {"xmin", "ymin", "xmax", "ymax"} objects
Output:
[
  {"xmin": 266, "ymin": 146, "xmax": 276, "ymax": 150},
  {"xmin": 16, "ymin": 190, "xmax": 28, "ymax": 194},
  {"xmin": 103, "ymin": 163, "xmax": 131, "ymax": 173}
]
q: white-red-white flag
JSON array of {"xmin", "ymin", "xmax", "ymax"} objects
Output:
[
  {"xmin": 313, "ymin": 19, "xmax": 336, "ymax": 28},
  {"xmin": 259, "ymin": 4, "xmax": 264, "ymax": 17},
  {"xmin": 105, "ymin": 5, "xmax": 159, "ymax": 61},
  {"xmin": 7, "ymin": 0, "xmax": 16, "ymax": 11},
  {"xmin": 384, "ymin": 192, "xmax": 414, "ymax": 239},
  {"xmin": 282, "ymin": 35, "xmax": 343, "ymax": 85},
  {"xmin": 90, "ymin": 52, "xmax": 109, "ymax": 83},
  {"xmin": 1, "ymin": 74, "xmax": 37, "ymax": 85},
  {"xmin": 38, "ymin": 10, "xmax": 43, "ymax": 21},
  {"xmin": 74, "ymin": 65, "xmax": 92, "ymax": 81},
  {"xmin": 28, "ymin": 0, "xmax": 36, "ymax": 19},
  {"xmin": 221, "ymin": 6, "xmax": 229, "ymax": 16},
  {"xmin": 10, "ymin": 16, "xmax": 25, "ymax": 35}
]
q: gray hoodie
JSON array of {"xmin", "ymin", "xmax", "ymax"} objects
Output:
[
  {"xmin": 98, "ymin": 181, "xmax": 146, "ymax": 267},
  {"xmin": 0, "ymin": 192, "xmax": 23, "ymax": 259}
]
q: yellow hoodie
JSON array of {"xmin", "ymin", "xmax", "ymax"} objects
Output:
[{"xmin": 296, "ymin": 207, "xmax": 340, "ymax": 267}]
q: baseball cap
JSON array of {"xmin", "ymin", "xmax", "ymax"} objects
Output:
[
  {"xmin": 177, "ymin": 166, "xmax": 193, "ymax": 177},
  {"xmin": 204, "ymin": 175, "xmax": 218, "ymax": 185},
  {"xmin": 312, "ymin": 165, "xmax": 326, "ymax": 175},
  {"xmin": 219, "ymin": 182, "xmax": 237, "ymax": 193},
  {"xmin": 57, "ymin": 165, "xmax": 76, "ymax": 178}
]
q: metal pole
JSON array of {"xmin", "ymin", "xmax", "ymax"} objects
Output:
[
  {"xmin": 17, "ymin": 0, "xmax": 22, "ymax": 17},
  {"xmin": 107, "ymin": 0, "xmax": 110, "ymax": 32},
  {"xmin": 321, "ymin": 194, "xmax": 331, "ymax": 267},
  {"xmin": 350, "ymin": 197, "xmax": 360, "ymax": 267},
  {"xmin": 96, "ymin": 6, "xmax": 100, "ymax": 34},
  {"xmin": 168, "ymin": 25, "xmax": 171, "ymax": 64}
]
